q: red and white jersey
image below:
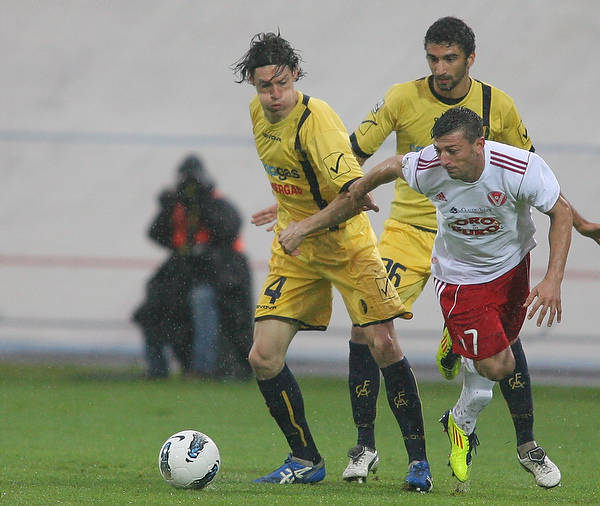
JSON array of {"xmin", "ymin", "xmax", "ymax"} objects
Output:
[{"xmin": 401, "ymin": 140, "xmax": 560, "ymax": 284}]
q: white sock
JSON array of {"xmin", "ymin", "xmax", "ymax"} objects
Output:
[{"xmin": 451, "ymin": 358, "xmax": 495, "ymax": 435}]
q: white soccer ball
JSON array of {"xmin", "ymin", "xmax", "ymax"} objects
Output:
[{"xmin": 158, "ymin": 430, "xmax": 220, "ymax": 489}]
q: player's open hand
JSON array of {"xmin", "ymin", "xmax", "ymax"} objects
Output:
[
  {"xmin": 278, "ymin": 221, "xmax": 303, "ymax": 256},
  {"xmin": 251, "ymin": 203, "xmax": 278, "ymax": 232},
  {"xmin": 523, "ymin": 278, "xmax": 562, "ymax": 327}
]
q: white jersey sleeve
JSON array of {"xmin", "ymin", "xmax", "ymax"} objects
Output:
[
  {"xmin": 518, "ymin": 153, "xmax": 560, "ymax": 213},
  {"xmin": 401, "ymin": 150, "xmax": 435, "ymax": 195}
]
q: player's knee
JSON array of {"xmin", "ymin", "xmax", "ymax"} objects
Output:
[
  {"xmin": 248, "ymin": 345, "xmax": 283, "ymax": 379},
  {"xmin": 478, "ymin": 359, "xmax": 515, "ymax": 381},
  {"xmin": 350, "ymin": 325, "xmax": 369, "ymax": 344},
  {"xmin": 366, "ymin": 327, "xmax": 403, "ymax": 366},
  {"xmin": 247, "ymin": 346, "xmax": 266, "ymax": 372}
]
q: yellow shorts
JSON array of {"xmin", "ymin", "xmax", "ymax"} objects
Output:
[
  {"xmin": 255, "ymin": 214, "xmax": 409, "ymax": 330},
  {"xmin": 377, "ymin": 219, "xmax": 436, "ymax": 316}
]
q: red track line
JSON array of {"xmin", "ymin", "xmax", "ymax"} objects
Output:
[{"xmin": 0, "ymin": 254, "xmax": 596, "ymax": 280}]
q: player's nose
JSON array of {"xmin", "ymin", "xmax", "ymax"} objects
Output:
[
  {"xmin": 270, "ymin": 86, "xmax": 282, "ymax": 99},
  {"xmin": 433, "ymin": 61, "xmax": 448, "ymax": 75}
]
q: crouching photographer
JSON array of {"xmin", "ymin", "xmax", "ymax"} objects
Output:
[{"xmin": 133, "ymin": 154, "xmax": 253, "ymax": 380}]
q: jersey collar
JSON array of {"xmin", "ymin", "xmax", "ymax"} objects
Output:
[{"xmin": 427, "ymin": 76, "xmax": 473, "ymax": 105}]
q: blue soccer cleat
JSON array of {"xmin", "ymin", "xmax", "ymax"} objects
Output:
[
  {"xmin": 404, "ymin": 460, "xmax": 433, "ymax": 492},
  {"xmin": 253, "ymin": 454, "xmax": 326, "ymax": 484}
]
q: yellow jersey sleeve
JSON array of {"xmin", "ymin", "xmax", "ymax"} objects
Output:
[
  {"xmin": 486, "ymin": 86, "xmax": 533, "ymax": 151},
  {"xmin": 350, "ymin": 84, "xmax": 405, "ymax": 158}
]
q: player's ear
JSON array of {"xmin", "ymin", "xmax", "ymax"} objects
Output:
[
  {"xmin": 475, "ymin": 136, "xmax": 485, "ymax": 152},
  {"xmin": 292, "ymin": 68, "xmax": 299, "ymax": 81},
  {"xmin": 466, "ymin": 52, "xmax": 475, "ymax": 70}
]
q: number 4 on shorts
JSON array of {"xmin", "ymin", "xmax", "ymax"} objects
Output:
[{"xmin": 264, "ymin": 276, "xmax": 287, "ymax": 304}]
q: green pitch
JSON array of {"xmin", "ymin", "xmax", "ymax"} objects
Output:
[{"xmin": 1, "ymin": 362, "xmax": 598, "ymax": 505}]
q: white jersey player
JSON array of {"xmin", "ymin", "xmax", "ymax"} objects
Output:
[
  {"xmin": 344, "ymin": 107, "xmax": 571, "ymax": 487},
  {"xmin": 277, "ymin": 106, "xmax": 572, "ymax": 489},
  {"xmin": 402, "ymin": 140, "xmax": 560, "ymax": 284}
]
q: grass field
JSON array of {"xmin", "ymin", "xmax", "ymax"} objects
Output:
[{"xmin": 1, "ymin": 362, "xmax": 598, "ymax": 505}]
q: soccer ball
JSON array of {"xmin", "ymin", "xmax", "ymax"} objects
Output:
[{"xmin": 158, "ymin": 430, "xmax": 220, "ymax": 489}]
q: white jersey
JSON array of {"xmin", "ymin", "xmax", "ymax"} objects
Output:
[{"xmin": 402, "ymin": 140, "xmax": 560, "ymax": 284}]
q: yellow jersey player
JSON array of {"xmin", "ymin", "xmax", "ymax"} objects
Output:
[
  {"xmin": 233, "ymin": 32, "xmax": 432, "ymax": 492},
  {"xmin": 344, "ymin": 17, "xmax": 563, "ymax": 487}
]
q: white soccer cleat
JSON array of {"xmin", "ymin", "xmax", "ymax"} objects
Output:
[
  {"xmin": 342, "ymin": 445, "xmax": 379, "ymax": 483},
  {"xmin": 518, "ymin": 446, "xmax": 561, "ymax": 488}
]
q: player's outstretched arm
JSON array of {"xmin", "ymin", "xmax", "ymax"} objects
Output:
[
  {"xmin": 570, "ymin": 204, "xmax": 600, "ymax": 246},
  {"xmin": 277, "ymin": 190, "xmax": 375, "ymax": 255},
  {"xmin": 347, "ymin": 154, "xmax": 405, "ymax": 209},
  {"xmin": 278, "ymin": 154, "xmax": 404, "ymax": 255},
  {"xmin": 523, "ymin": 196, "xmax": 572, "ymax": 327},
  {"xmin": 559, "ymin": 193, "xmax": 600, "ymax": 246},
  {"xmin": 251, "ymin": 203, "xmax": 278, "ymax": 232},
  {"xmin": 338, "ymin": 153, "xmax": 408, "ymax": 228}
]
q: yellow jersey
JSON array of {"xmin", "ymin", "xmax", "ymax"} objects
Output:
[
  {"xmin": 350, "ymin": 76, "xmax": 533, "ymax": 229},
  {"xmin": 251, "ymin": 91, "xmax": 364, "ymax": 232}
]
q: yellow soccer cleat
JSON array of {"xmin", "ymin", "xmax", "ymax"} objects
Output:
[
  {"xmin": 436, "ymin": 327, "xmax": 461, "ymax": 380},
  {"xmin": 440, "ymin": 410, "xmax": 479, "ymax": 482}
]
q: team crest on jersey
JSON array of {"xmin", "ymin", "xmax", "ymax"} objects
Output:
[
  {"xmin": 323, "ymin": 152, "xmax": 352, "ymax": 180},
  {"xmin": 434, "ymin": 192, "xmax": 447, "ymax": 202},
  {"xmin": 487, "ymin": 191, "xmax": 507, "ymax": 207}
]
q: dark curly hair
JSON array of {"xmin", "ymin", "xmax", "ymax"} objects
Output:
[
  {"xmin": 424, "ymin": 16, "xmax": 476, "ymax": 56},
  {"xmin": 431, "ymin": 107, "xmax": 483, "ymax": 142},
  {"xmin": 232, "ymin": 31, "xmax": 306, "ymax": 83}
]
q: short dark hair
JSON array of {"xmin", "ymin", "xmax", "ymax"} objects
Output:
[
  {"xmin": 431, "ymin": 107, "xmax": 483, "ymax": 142},
  {"xmin": 232, "ymin": 31, "xmax": 305, "ymax": 83},
  {"xmin": 424, "ymin": 16, "xmax": 475, "ymax": 57}
]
